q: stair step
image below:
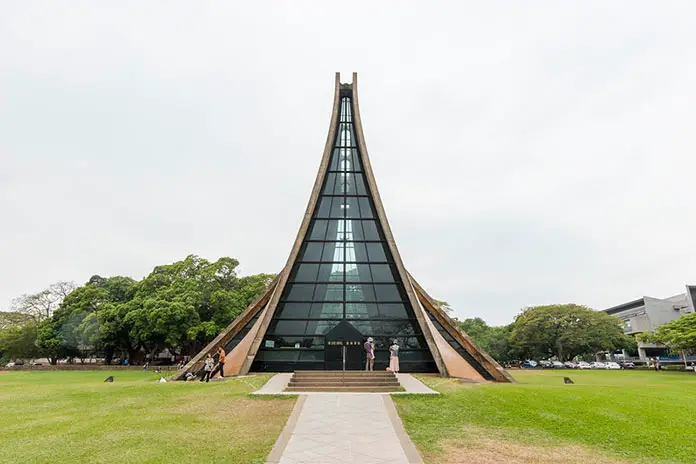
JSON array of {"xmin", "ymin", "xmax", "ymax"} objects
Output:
[
  {"xmin": 288, "ymin": 382, "xmax": 401, "ymax": 387},
  {"xmin": 285, "ymin": 386, "xmax": 401, "ymax": 392}
]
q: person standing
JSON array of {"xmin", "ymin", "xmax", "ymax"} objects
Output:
[
  {"xmin": 389, "ymin": 340, "xmax": 400, "ymax": 373},
  {"xmin": 199, "ymin": 353, "xmax": 215, "ymax": 382},
  {"xmin": 210, "ymin": 346, "xmax": 226, "ymax": 379},
  {"xmin": 364, "ymin": 337, "xmax": 375, "ymax": 371}
]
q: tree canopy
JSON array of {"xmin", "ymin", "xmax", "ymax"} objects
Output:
[
  {"xmin": 509, "ymin": 304, "xmax": 632, "ymax": 361},
  {"xmin": 638, "ymin": 312, "xmax": 696, "ymax": 354},
  {"xmin": 10, "ymin": 255, "xmax": 274, "ymax": 364}
]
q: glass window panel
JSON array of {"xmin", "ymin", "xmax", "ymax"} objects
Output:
[
  {"xmin": 317, "ymin": 263, "xmax": 343, "ymax": 282},
  {"xmin": 329, "ymin": 149, "xmax": 340, "ymax": 170},
  {"xmin": 358, "ymin": 198, "xmax": 374, "ymax": 218},
  {"xmin": 398, "ymin": 351, "xmax": 432, "ymax": 361},
  {"xmin": 313, "ymin": 284, "xmax": 343, "ymax": 301},
  {"xmin": 362, "ymin": 221, "xmax": 380, "ymax": 240},
  {"xmin": 345, "ymin": 242, "xmax": 368, "ymax": 262},
  {"xmin": 306, "ymin": 320, "xmax": 340, "ymax": 335},
  {"xmin": 374, "ymin": 284, "xmax": 401, "ymax": 301},
  {"xmin": 402, "ymin": 337, "xmax": 426, "ymax": 349},
  {"xmin": 299, "ymin": 351, "xmax": 324, "ymax": 361},
  {"xmin": 257, "ymin": 350, "xmax": 300, "ymax": 361},
  {"xmin": 309, "ymin": 303, "xmax": 343, "ymax": 318},
  {"xmin": 287, "ymin": 284, "xmax": 314, "ymax": 301},
  {"xmin": 346, "ymin": 284, "xmax": 376, "ymax": 302},
  {"xmin": 345, "ymin": 263, "xmax": 371, "ymax": 282},
  {"xmin": 378, "ymin": 303, "xmax": 408, "ymax": 319},
  {"xmin": 345, "ymin": 197, "xmax": 360, "ymax": 218},
  {"xmin": 269, "ymin": 320, "xmax": 307, "ymax": 334},
  {"xmin": 322, "ymin": 173, "xmax": 337, "ymax": 195},
  {"xmin": 276, "ymin": 303, "xmax": 311, "ymax": 319},
  {"xmin": 329, "ymin": 196, "xmax": 344, "ymax": 218},
  {"xmin": 271, "ymin": 336, "xmax": 324, "ymax": 349},
  {"xmin": 370, "ymin": 264, "xmax": 395, "ymax": 282},
  {"xmin": 366, "ymin": 243, "xmax": 387, "ymax": 262},
  {"xmin": 351, "ymin": 320, "xmax": 379, "ymax": 336},
  {"xmin": 295, "ymin": 263, "xmax": 319, "ymax": 282},
  {"xmin": 316, "ymin": 197, "xmax": 331, "ymax": 218},
  {"xmin": 300, "ymin": 242, "xmax": 323, "ymax": 261},
  {"xmin": 381, "ymin": 320, "xmax": 416, "ymax": 336},
  {"xmin": 354, "ymin": 173, "xmax": 367, "ymax": 195},
  {"xmin": 322, "ymin": 242, "xmax": 343, "ymax": 262},
  {"xmin": 344, "ymin": 220, "xmax": 361, "ymax": 241},
  {"xmin": 325, "ymin": 219, "xmax": 343, "ymax": 241},
  {"xmin": 308, "ymin": 220, "xmax": 328, "ymax": 240},
  {"xmin": 350, "ymin": 149, "xmax": 362, "ymax": 171},
  {"xmin": 336, "ymin": 173, "xmax": 348, "ymax": 194},
  {"xmin": 345, "ymin": 303, "xmax": 379, "ymax": 319}
]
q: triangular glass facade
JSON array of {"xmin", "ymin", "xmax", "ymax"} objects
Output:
[{"xmin": 251, "ymin": 94, "xmax": 437, "ymax": 372}]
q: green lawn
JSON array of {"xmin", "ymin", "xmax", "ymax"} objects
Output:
[
  {"xmin": 0, "ymin": 370, "xmax": 295, "ymax": 464},
  {"xmin": 394, "ymin": 370, "xmax": 696, "ymax": 464}
]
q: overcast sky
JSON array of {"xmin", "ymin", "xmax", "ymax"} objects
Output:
[{"xmin": 1, "ymin": 2, "xmax": 695, "ymax": 325}]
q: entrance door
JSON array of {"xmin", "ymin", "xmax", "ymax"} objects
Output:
[{"xmin": 324, "ymin": 320, "xmax": 364, "ymax": 370}]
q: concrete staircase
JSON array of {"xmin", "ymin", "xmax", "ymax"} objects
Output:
[{"xmin": 284, "ymin": 370, "xmax": 402, "ymax": 392}]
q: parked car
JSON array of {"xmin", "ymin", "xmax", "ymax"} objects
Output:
[
  {"xmin": 521, "ymin": 360, "xmax": 538, "ymax": 368},
  {"xmin": 539, "ymin": 360, "xmax": 553, "ymax": 369},
  {"xmin": 590, "ymin": 362, "xmax": 607, "ymax": 369},
  {"xmin": 564, "ymin": 361, "xmax": 577, "ymax": 369},
  {"xmin": 620, "ymin": 362, "xmax": 635, "ymax": 369},
  {"xmin": 552, "ymin": 361, "xmax": 564, "ymax": 369},
  {"xmin": 577, "ymin": 361, "xmax": 592, "ymax": 369},
  {"xmin": 606, "ymin": 362, "xmax": 621, "ymax": 370},
  {"xmin": 5, "ymin": 362, "xmax": 16, "ymax": 368}
]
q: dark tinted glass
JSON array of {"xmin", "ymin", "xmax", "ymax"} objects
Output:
[
  {"xmin": 309, "ymin": 220, "xmax": 328, "ymax": 240},
  {"xmin": 295, "ymin": 263, "xmax": 319, "ymax": 282},
  {"xmin": 362, "ymin": 221, "xmax": 380, "ymax": 240},
  {"xmin": 366, "ymin": 243, "xmax": 387, "ymax": 261},
  {"xmin": 370, "ymin": 264, "xmax": 395, "ymax": 282},
  {"xmin": 301, "ymin": 242, "xmax": 323, "ymax": 261}
]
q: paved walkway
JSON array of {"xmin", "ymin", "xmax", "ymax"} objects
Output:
[{"xmin": 266, "ymin": 394, "xmax": 423, "ymax": 464}]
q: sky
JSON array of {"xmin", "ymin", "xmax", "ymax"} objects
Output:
[{"xmin": 1, "ymin": 1, "xmax": 695, "ymax": 326}]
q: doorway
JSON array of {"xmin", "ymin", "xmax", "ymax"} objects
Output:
[{"xmin": 324, "ymin": 320, "xmax": 364, "ymax": 370}]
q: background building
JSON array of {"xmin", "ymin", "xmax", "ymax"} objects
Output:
[{"xmin": 603, "ymin": 285, "xmax": 695, "ymax": 362}]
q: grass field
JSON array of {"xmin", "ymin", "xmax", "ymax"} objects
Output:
[
  {"xmin": 0, "ymin": 370, "xmax": 295, "ymax": 464},
  {"xmin": 393, "ymin": 370, "xmax": 696, "ymax": 464}
]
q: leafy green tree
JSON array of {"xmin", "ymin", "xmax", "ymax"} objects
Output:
[
  {"xmin": 639, "ymin": 313, "xmax": 696, "ymax": 363},
  {"xmin": 457, "ymin": 318, "xmax": 518, "ymax": 363},
  {"xmin": 509, "ymin": 304, "xmax": 631, "ymax": 361},
  {"xmin": 0, "ymin": 323, "xmax": 39, "ymax": 362}
]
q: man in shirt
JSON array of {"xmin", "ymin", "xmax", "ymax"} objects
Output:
[{"xmin": 210, "ymin": 346, "xmax": 226, "ymax": 379}]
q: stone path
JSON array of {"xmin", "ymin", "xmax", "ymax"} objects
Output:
[{"xmin": 266, "ymin": 394, "xmax": 423, "ymax": 463}]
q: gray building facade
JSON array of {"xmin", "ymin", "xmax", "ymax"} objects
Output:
[{"xmin": 603, "ymin": 285, "xmax": 695, "ymax": 362}]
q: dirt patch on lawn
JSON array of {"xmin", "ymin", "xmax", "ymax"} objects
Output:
[{"xmin": 423, "ymin": 427, "xmax": 630, "ymax": 464}]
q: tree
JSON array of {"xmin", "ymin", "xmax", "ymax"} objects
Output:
[
  {"xmin": 639, "ymin": 313, "xmax": 696, "ymax": 365},
  {"xmin": 0, "ymin": 323, "xmax": 39, "ymax": 362},
  {"xmin": 435, "ymin": 300, "xmax": 453, "ymax": 314},
  {"xmin": 10, "ymin": 281, "xmax": 76, "ymax": 322},
  {"xmin": 509, "ymin": 304, "xmax": 631, "ymax": 361},
  {"xmin": 457, "ymin": 318, "xmax": 518, "ymax": 363}
]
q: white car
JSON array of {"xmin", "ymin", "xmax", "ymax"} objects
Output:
[
  {"xmin": 590, "ymin": 362, "xmax": 606, "ymax": 369},
  {"xmin": 577, "ymin": 361, "xmax": 592, "ymax": 369},
  {"xmin": 5, "ymin": 362, "xmax": 15, "ymax": 368},
  {"xmin": 606, "ymin": 362, "xmax": 621, "ymax": 370},
  {"xmin": 552, "ymin": 361, "xmax": 564, "ymax": 369}
]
